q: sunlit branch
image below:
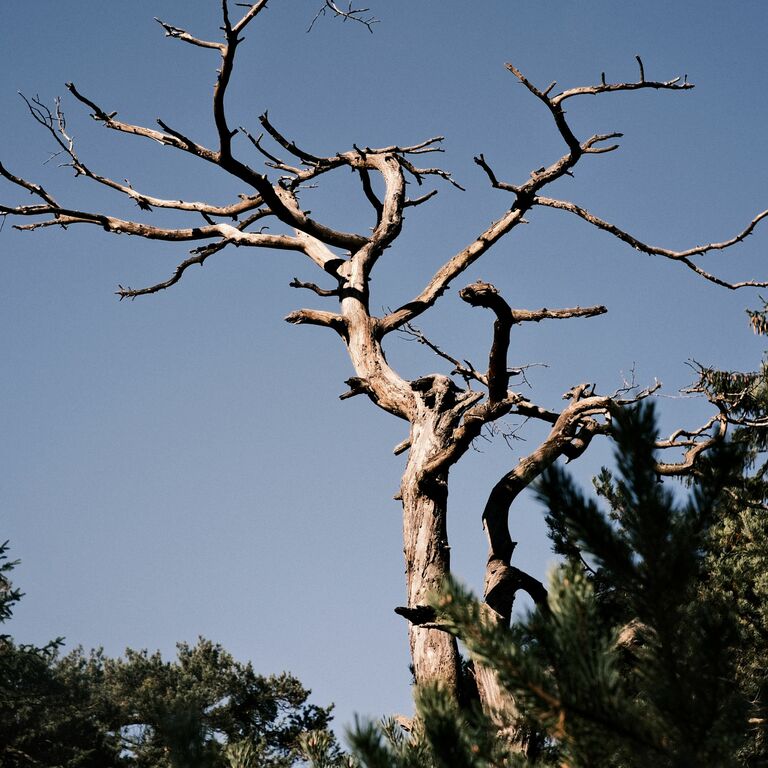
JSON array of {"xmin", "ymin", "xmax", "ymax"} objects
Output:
[
  {"xmin": 307, "ymin": 1, "xmax": 379, "ymax": 33},
  {"xmin": 379, "ymin": 205, "xmax": 528, "ymax": 334},
  {"xmin": 654, "ymin": 412, "xmax": 728, "ymax": 476},
  {"xmin": 535, "ymin": 196, "xmax": 768, "ymax": 289},
  {"xmin": 117, "ymin": 210, "xmax": 274, "ymax": 299},
  {"xmin": 20, "ymin": 93, "xmax": 265, "ymax": 218},
  {"xmin": 154, "ymin": 18, "xmax": 224, "ymax": 51},
  {"xmin": 284, "ymin": 307, "xmax": 347, "ymax": 333}
]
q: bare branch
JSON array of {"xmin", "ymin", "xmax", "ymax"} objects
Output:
[
  {"xmin": 459, "ymin": 280, "xmax": 608, "ymax": 401},
  {"xmin": 550, "ymin": 64, "xmax": 693, "ymax": 105},
  {"xmin": 535, "ymin": 196, "xmax": 768, "ymax": 289},
  {"xmin": 258, "ymin": 112, "xmax": 326, "ymax": 165},
  {"xmin": 231, "ymin": 0, "xmax": 270, "ymax": 35},
  {"xmin": 339, "ymin": 376, "xmax": 374, "ymax": 401},
  {"xmin": 289, "ymin": 277, "xmax": 339, "ymax": 297},
  {"xmin": 654, "ymin": 412, "xmax": 728, "ymax": 476},
  {"xmin": 379, "ymin": 206, "xmax": 528, "ymax": 333},
  {"xmin": 404, "ymin": 189, "xmax": 439, "ymax": 208},
  {"xmin": 398, "ymin": 157, "xmax": 465, "ymax": 191},
  {"xmin": 502, "ymin": 61, "xmax": 692, "ymax": 197},
  {"xmin": 307, "ymin": 1, "xmax": 379, "ymax": 34},
  {"xmin": 240, "ymin": 126, "xmax": 286, "ymax": 167},
  {"xmin": 459, "ymin": 282, "xmax": 514, "ymax": 402},
  {"xmin": 66, "ymin": 82, "xmax": 220, "ymax": 162},
  {"xmin": 635, "ymin": 54, "xmax": 645, "ymax": 83},
  {"xmin": 285, "ymin": 307, "xmax": 347, "ymax": 333},
  {"xmin": 379, "ymin": 62, "xmax": 694, "ymax": 335},
  {"xmin": 154, "ymin": 18, "xmax": 224, "ymax": 51},
  {"xmin": 353, "ymin": 137, "xmax": 445, "ymax": 156},
  {"xmin": 21, "ymin": 92, "xmax": 265, "ymax": 218},
  {"xmin": 582, "ymin": 131, "xmax": 623, "ymax": 154},
  {"xmin": 68, "ymin": 23, "xmax": 365, "ymax": 252},
  {"xmin": 400, "ymin": 322, "xmax": 488, "ymax": 387},
  {"xmin": 479, "ymin": 388, "xmax": 632, "ymax": 619},
  {"xmin": 474, "ymin": 154, "xmax": 520, "ymax": 194},
  {"xmin": 0, "ymin": 160, "xmax": 60, "ymax": 209},
  {"xmin": 116, "ymin": 210, "xmax": 273, "ymax": 299}
]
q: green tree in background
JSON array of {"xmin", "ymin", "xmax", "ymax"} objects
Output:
[
  {"xmin": 0, "ymin": 541, "xmax": 121, "ymax": 767},
  {"xmin": 693, "ymin": 301, "xmax": 768, "ymax": 765},
  {"xmin": 72, "ymin": 638, "xmax": 336, "ymax": 768},
  {"xmin": 0, "ymin": 543, "xmax": 340, "ymax": 768}
]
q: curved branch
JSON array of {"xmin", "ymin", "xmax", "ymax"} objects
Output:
[
  {"xmin": 459, "ymin": 282, "xmax": 514, "ymax": 403},
  {"xmin": 116, "ymin": 210, "xmax": 273, "ymax": 299},
  {"xmin": 481, "ymin": 396, "xmax": 611, "ymax": 620},
  {"xmin": 307, "ymin": 1, "xmax": 379, "ymax": 33},
  {"xmin": 535, "ymin": 196, "xmax": 768, "ymax": 289},
  {"xmin": 654, "ymin": 412, "xmax": 728, "ymax": 476},
  {"xmin": 379, "ymin": 205, "xmax": 528, "ymax": 334}
]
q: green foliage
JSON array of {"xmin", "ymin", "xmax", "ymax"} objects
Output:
[
  {"xmin": 75, "ymin": 637, "xmax": 334, "ymax": 768},
  {"xmin": 0, "ymin": 540, "xmax": 22, "ymax": 628},
  {"xmin": 0, "ymin": 543, "xmax": 340, "ymax": 768},
  {"xmin": 695, "ymin": 301, "xmax": 768, "ymax": 765},
  {"xmin": 0, "ymin": 542, "xmax": 121, "ymax": 767},
  {"xmin": 347, "ymin": 701, "xmax": 523, "ymax": 768},
  {"xmin": 350, "ymin": 403, "xmax": 762, "ymax": 767},
  {"xmin": 297, "ymin": 728, "xmax": 358, "ymax": 768}
]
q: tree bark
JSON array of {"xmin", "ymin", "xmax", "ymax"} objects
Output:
[
  {"xmin": 398, "ymin": 400, "xmax": 462, "ymax": 697},
  {"xmin": 339, "ymin": 284, "xmax": 462, "ymax": 696}
]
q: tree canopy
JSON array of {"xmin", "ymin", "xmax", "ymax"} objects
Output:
[{"xmin": 0, "ymin": 543, "xmax": 340, "ymax": 768}]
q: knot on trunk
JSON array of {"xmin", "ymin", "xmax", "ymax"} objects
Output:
[
  {"xmin": 339, "ymin": 376, "xmax": 375, "ymax": 401},
  {"xmin": 410, "ymin": 374, "xmax": 463, "ymax": 410}
]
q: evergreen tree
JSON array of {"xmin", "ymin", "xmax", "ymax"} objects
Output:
[
  {"xmin": 0, "ymin": 541, "xmax": 122, "ymax": 767},
  {"xmin": 694, "ymin": 300, "xmax": 768, "ymax": 765},
  {"xmin": 345, "ymin": 403, "xmax": 760, "ymax": 767},
  {"xmin": 0, "ymin": 542, "xmax": 341, "ymax": 768},
  {"xmin": 69, "ymin": 638, "xmax": 336, "ymax": 768}
]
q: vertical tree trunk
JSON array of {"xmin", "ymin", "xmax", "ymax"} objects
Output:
[{"xmin": 398, "ymin": 417, "xmax": 461, "ymax": 697}]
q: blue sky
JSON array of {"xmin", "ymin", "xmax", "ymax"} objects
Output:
[{"xmin": 1, "ymin": 1, "xmax": 766, "ymax": 731}]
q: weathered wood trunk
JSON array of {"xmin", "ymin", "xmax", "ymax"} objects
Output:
[
  {"xmin": 399, "ymin": 452, "xmax": 461, "ymax": 695},
  {"xmin": 340, "ymin": 288, "xmax": 463, "ymax": 696}
]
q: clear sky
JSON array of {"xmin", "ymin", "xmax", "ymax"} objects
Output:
[{"xmin": 1, "ymin": 0, "xmax": 766, "ymax": 732}]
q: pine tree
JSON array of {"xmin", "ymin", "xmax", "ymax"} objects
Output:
[
  {"xmin": 0, "ymin": 542, "xmax": 342, "ymax": 768},
  {"xmin": 345, "ymin": 403, "xmax": 760, "ymax": 767},
  {"xmin": 693, "ymin": 301, "xmax": 768, "ymax": 765}
]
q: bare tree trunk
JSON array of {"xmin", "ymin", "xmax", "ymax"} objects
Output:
[
  {"xmin": 338, "ymin": 296, "xmax": 463, "ymax": 695},
  {"xmin": 398, "ymin": 413, "xmax": 461, "ymax": 697}
]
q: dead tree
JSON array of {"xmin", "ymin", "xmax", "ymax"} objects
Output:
[{"xmin": 1, "ymin": 2, "xmax": 766, "ymax": 729}]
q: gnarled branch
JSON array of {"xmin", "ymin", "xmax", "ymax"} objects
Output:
[{"xmin": 535, "ymin": 195, "xmax": 768, "ymax": 290}]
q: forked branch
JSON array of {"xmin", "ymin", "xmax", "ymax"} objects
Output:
[
  {"xmin": 307, "ymin": 1, "xmax": 379, "ymax": 33},
  {"xmin": 654, "ymin": 411, "xmax": 728, "ymax": 476},
  {"xmin": 535, "ymin": 196, "xmax": 768, "ymax": 290},
  {"xmin": 459, "ymin": 280, "xmax": 607, "ymax": 402}
]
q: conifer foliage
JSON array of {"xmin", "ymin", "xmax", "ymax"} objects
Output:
[
  {"xmin": 0, "ymin": 544, "xmax": 339, "ymax": 768},
  {"xmin": 346, "ymin": 403, "xmax": 762, "ymax": 767}
]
